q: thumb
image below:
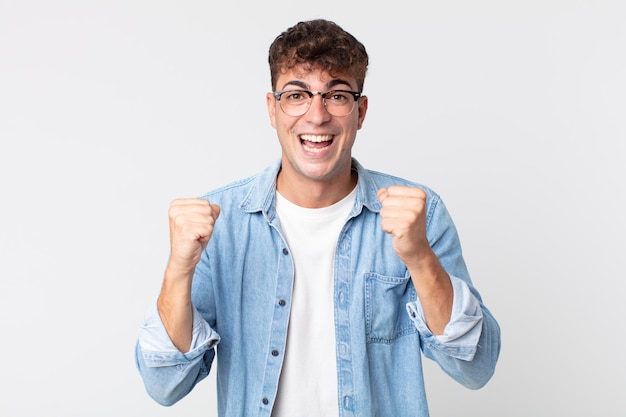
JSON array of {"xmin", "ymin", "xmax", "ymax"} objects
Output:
[
  {"xmin": 377, "ymin": 188, "xmax": 388, "ymax": 203},
  {"xmin": 211, "ymin": 204, "xmax": 221, "ymax": 221}
]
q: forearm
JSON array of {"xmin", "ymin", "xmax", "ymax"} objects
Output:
[
  {"xmin": 406, "ymin": 250, "xmax": 453, "ymax": 335},
  {"xmin": 157, "ymin": 265, "xmax": 195, "ymax": 353}
]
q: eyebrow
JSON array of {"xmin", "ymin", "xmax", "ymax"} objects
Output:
[{"xmin": 279, "ymin": 78, "xmax": 355, "ymax": 91}]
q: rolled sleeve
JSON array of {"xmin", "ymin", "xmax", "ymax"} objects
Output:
[
  {"xmin": 406, "ymin": 275, "xmax": 483, "ymax": 361},
  {"xmin": 138, "ymin": 299, "xmax": 220, "ymax": 367}
]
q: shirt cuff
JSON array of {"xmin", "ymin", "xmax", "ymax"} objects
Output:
[
  {"xmin": 138, "ymin": 299, "xmax": 220, "ymax": 367},
  {"xmin": 406, "ymin": 275, "xmax": 483, "ymax": 360}
]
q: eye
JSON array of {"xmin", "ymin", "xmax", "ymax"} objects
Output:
[
  {"xmin": 283, "ymin": 91, "xmax": 308, "ymax": 103},
  {"xmin": 326, "ymin": 91, "xmax": 350, "ymax": 104}
]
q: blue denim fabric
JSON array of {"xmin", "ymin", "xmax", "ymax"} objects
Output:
[{"xmin": 135, "ymin": 158, "xmax": 501, "ymax": 417}]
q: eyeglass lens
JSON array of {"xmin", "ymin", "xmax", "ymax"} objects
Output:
[{"xmin": 278, "ymin": 90, "xmax": 358, "ymax": 117}]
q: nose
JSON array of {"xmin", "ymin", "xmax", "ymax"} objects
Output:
[{"xmin": 306, "ymin": 93, "xmax": 331, "ymax": 124}]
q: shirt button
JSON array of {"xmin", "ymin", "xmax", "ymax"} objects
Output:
[
  {"xmin": 278, "ymin": 299, "xmax": 286, "ymax": 306},
  {"xmin": 343, "ymin": 395, "xmax": 354, "ymax": 410},
  {"xmin": 271, "ymin": 349, "xmax": 279, "ymax": 356},
  {"xmin": 262, "ymin": 397, "xmax": 269, "ymax": 405},
  {"xmin": 282, "ymin": 248, "xmax": 289, "ymax": 255}
]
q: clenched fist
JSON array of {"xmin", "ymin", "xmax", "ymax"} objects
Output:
[
  {"xmin": 377, "ymin": 186, "xmax": 430, "ymax": 268},
  {"xmin": 167, "ymin": 198, "xmax": 221, "ymax": 274}
]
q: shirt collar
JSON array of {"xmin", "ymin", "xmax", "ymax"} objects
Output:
[{"xmin": 238, "ymin": 158, "xmax": 382, "ymax": 220}]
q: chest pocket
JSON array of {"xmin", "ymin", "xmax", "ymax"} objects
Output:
[{"xmin": 365, "ymin": 272, "xmax": 417, "ymax": 343}]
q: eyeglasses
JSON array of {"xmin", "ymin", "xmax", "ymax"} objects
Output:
[{"xmin": 272, "ymin": 89, "xmax": 361, "ymax": 117}]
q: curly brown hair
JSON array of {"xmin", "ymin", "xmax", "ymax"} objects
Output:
[{"xmin": 268, "ymin": 19, "xmax": 369, "ymax": 92}]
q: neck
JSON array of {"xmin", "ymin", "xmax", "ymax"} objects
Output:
[{"xmin": 276, "ymin": 165, "xmax": 357, "ymax": 209}]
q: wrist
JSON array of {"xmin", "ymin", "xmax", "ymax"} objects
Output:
[{"xmin": 165, "ymin": 260, "xmax": 196, "ymax": 280}]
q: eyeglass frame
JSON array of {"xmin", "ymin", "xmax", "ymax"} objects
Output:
[{"xmin": 272, "ymin": 89, "xmax": 362, "ymax": 117}]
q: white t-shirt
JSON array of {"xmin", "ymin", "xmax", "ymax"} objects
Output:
[{"xmin": 272, "ymin": 188, "xmax": 356, "ymax": 417}]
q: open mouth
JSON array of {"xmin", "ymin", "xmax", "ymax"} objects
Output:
[{"xmin": 300, "ymin": 134, "xmax": 333, "ymax": 153}]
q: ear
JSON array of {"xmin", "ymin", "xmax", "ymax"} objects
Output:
[
  {"xmin": 356, "ymin": 95, "xmax": 368, "ymax": 130},
  {"xmin": 266, "ymin": 92, "xmax": 277, "ymax": 128}
]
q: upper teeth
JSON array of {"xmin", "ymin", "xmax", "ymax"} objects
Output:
[{"xmin": 301, "ymin": 134, "xmax": 332, "ymax": 142}]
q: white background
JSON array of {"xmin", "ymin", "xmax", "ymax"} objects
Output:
[{"xmin": 1, "ymin": 1, "xmax": 625, "ymax": 416}]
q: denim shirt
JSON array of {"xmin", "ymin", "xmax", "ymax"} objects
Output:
[{"xmin": 135, "ymin": 158, "xmax": 501, "ymax": 417}]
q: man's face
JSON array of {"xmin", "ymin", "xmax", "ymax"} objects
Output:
[{"xmin": 266, "ymin": 66, "xmax": 368, "ymax": 187}]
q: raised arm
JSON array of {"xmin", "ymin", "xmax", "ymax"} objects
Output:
[
  {"xmin": 377, "ymin": 186, "xmax": 452, "ymax": 334},
  {"xmin": 158, "ymin": 198, "xmax": 221, "ymax": 352}
]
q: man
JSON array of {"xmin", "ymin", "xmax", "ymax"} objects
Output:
[{"xmin": 135, "ymin": 18, "xmax": 501, "ymax": 417}]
